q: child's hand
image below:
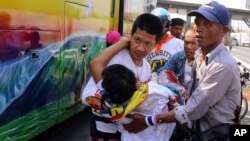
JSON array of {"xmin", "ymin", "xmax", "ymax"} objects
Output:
[{"xmin": 136, "ymin": 82, "xmax": 143, "ymax": 89}]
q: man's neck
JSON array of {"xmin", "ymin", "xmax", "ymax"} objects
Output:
[
  {"xmin": 201, "ymin": 42, "xmax": 221, "ymax": 57},
  {"xmin": 162, "ymin": 32, "xmax": 169, "ymax": 39},
  {"xmin": 132, "ymin": 58, "xmax": 143, "ymax": 67},
  {"xmin": 129, "ymin": 49, "xmax": 143, "ymax": 67},
  {"xmin": 187, "ymin": 58, "xmax": 194, "ymax": 66}
]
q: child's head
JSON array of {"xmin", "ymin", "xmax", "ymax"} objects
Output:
[
  {"xmin": 101, "ymin": 64, "xmax": 136, "ymax": 105},
  {"xmin": 106, "ymin": 30, "xmax": 121, "ymax": 47}
]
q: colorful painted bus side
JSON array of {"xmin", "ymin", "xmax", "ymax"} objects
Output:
[
  {"xmin": 0, "ymin": 0, "xmax": 119, "ymax": 140},
  {"xmin": 0, "ymin": 0, "xmax": 156, "ymax": 140}
]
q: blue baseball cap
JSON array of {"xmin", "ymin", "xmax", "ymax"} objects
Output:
[{"xmin": 188, "ymin": 1, "xmax": 230, "ymax": 26}]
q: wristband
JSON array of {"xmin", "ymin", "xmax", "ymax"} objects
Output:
[{"xmin": 145, "ymin": 116, "xmax": 156, "ymax": 126}]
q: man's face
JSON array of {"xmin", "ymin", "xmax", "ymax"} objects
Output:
[
  {"xmin": 184, "ymin": 30, "xmax": 199, "ymax": 60},
  {"xmin": 170, "ymin": 26, "xmax": 183, "ymax": 39},
  {"xmin": 194, "ymin": 15, "xmax": 227, "ymax": 50},
  {"xmin": 130, "ymin": 28, "xmax": 156, "ymax": 61}
]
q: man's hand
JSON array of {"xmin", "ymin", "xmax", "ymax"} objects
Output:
[
  {"xmin": 123, "ymin": 114, "xmax": 148, "ymax": 133},
  {"xmin": 119, "ymin": 36, "xmax": 130, "ymax": 49}
]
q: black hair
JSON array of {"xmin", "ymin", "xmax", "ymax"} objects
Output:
[
  {"xmin": 101, "ymin": 64, "xmax": 137, "ymax": 105},
  {"xmin": 131, "ymin": 13, "xmax": 163, "ymax": 43},
  {"xmin": 171, "ymin": 18, "xmax": 185, "ymax": 27}
]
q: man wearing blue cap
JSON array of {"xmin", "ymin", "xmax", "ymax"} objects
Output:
[{"xmin": 123, "ymin": 1, "xmax": 241, "ymax": 141}]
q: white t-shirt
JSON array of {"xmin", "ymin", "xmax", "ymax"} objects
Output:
[
  {"xmin": 146, "ymin": 37, "xmax": 183, "ymax": 72},
  {"xmin": 81, "ymin": 49, "xmax": 151, "ymax": 134},
  {"xmin": 118, "ymin": 81, "xmax": 176, "ymax": 141}
]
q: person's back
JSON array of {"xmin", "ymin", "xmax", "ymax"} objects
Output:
[
  {"xmin": 118, "ymin": 70, "xmax": 185, "ymax": 141},
  {"xmin": 86, "ymin": 64, "xmax": 178, "ymax": 141},
  {"xmin": 118, "ymin": 81, "xmax": 176, "ymax": 141}
]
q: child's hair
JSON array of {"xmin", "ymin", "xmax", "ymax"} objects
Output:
[{"xmin": 101, "ymin": 64, "xmax": 136, "ymax": 105}]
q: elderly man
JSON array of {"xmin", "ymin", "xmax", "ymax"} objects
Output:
[
  {"xmin": 157, "ymin": 27, "xmax": 199, "ymax": 96},
  {"xmin": 124, "ymin": 1, "xmax": 241, "ymax": 141}
]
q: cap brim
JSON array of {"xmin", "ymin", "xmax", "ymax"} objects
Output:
[{"xmin": 188, "ymin": 9, "xmax": 220, "ymax": 23}]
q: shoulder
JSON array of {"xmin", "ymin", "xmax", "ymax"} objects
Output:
[
  {"xmin": 170, "ymin": 38, "xmax": 184, "ymax": 45},
  {"xmin": 162, "ymin": 38, "xmax": 184, "ymax": 51},
  {"xmin": 212, "ymin": 47, "xmax": 237, "ymax": 69},
  {"xmin": 169, "ymin": 51, "xmax": 185, "ymax": 61},
  {"xmin": 108, "ymin": 49, "xmax": 131, "ymax": 65},
  {"xmin": 173, "ymin": 50, "xmax": 185, "ymax": 57},
  {"xmin": 208, "ymin": 51, "xmax": 239, "ymax": 78},
  {"xmin": 114, "ymin": 49, "xmax": 130, "ymax": 58}
]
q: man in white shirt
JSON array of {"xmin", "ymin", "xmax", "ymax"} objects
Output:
[{"xmin": 81, "ymin": 13, "xmax": 163, "ymax": 141}]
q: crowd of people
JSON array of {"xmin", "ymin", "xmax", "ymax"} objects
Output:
[{"xmin": 81, "ymin": 1, "xmax": 241, "ymax": 141}]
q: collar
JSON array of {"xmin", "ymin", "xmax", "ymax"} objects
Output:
[
  {"xmin": 155, "ymin": 34, "xmax": 174, "ymax": 55},
  {"xmin": 205, "ymin": 42, "xmax": 225, "ymax": 65},
  {"xmin": 194, "ymin": 42, "xmax": 225, "ymax": 66}
]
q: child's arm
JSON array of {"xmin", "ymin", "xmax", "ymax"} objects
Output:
[{"xmin": 90, "ymin": 37, "xmax": 130, "ymax": 82}]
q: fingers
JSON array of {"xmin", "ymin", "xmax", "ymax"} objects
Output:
[
  {"xmin": 123, "ymin": 123, "xmax": 141, "ymax": 133},
  {"xmin": 123, "ymin": 123, "xmax": 132, "ymax": 131},
  {"xmin": 123, "ymin": 114, "xmax": 148, "ymax": 133},
  {"xmin": 125, "ymin": 114, "xmax": 133, "ymax": 118},
  {"xmin": 121, "ymin": 36, "xmax": 130, "ymax": 42}
]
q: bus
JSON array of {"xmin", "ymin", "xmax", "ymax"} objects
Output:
[{"xmin": 0, "ymin": 0, "xmax": 156, "ymax": 140}]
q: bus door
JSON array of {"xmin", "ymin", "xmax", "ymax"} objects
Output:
[{"xmin": 59, "ymin": 0, "xmax": 113, "ymax": 121}]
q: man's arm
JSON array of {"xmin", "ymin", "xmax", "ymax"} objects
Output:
[
  {"xmin": 90, "ymin": 37, "xmax": 129, "ymax": 83},
  {"xmin": 157, "ymin": 51, "xmax": 182, "ymax": 74},
  {"xmin": 82, "ymin": 37, "xmax": 129, "ymax": 105},
  {"xmin": 124, "ymin": 110, "xmax": 177, "ymax": 133},
  {"xmin": 124, "ymin": 62, "xmax": 238, "ymax": 133}
]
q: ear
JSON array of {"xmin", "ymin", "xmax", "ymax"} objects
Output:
[{"xmin": 222, "ymin": 26, "xmax": 229, "ymax": 35}]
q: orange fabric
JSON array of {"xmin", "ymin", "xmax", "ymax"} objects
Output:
[{"xmin": 155, "ymin": 34, "xmax": 174, "ymax": 55}]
